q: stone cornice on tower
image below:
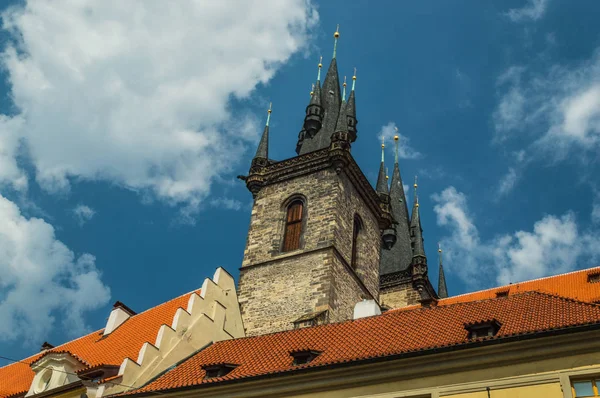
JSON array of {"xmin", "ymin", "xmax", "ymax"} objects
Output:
[{"xmin": 242, "ymin": 146, "xmax": 392, "ymax": 231}]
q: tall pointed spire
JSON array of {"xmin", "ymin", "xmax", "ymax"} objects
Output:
[
  {"xmin": 437, "ymin": 243, "xmax": 448, "ymax": 298},
  {"xmin": 346, "ymin": 67, "xmax": 358, "ymax": 142},
  {"xmin": 380, "ymin": 131, "xmax": 413, "ymax": 275},
  {"xmin": 298, "ymin": 26, "xmax": 342, "ymax": 155},
  {"xmin": 376, "ymin": 139, "xmax": 388, "ymax": 195},
  {"xmin": 253, "ymin": 103, "xmax": 271, "ymax": 160},
  {"xmin": 410, "ymin": 175, "xmax": 425, "ymax": 258}
]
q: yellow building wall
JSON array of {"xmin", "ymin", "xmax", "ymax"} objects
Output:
[{"xmin": 446, "ymin": 383, "xmax": 563, "ymax": 398}]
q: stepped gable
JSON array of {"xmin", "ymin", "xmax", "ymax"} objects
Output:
[
  {"xmin": 0, "ymin": 290, "xmax": 199, "ymax": 398},
  {"xmin": 120, "ymin": 291, "xmax": 600, "ymax": 395},
  {"xmin": 439, "ymin": 266, "xmax": 600, "ymax": 306}
]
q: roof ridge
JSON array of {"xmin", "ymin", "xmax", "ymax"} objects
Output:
[
  {"xmin": 527, "ymin": 290, "xmax": 600, "ymax": 307},
  {"xmin": 0, "ymin": 289, "xmax": 202, "ymax": 372},
  {"xmin": 439, "ymin": 265, "xmax": 600, "ymax": 302}
]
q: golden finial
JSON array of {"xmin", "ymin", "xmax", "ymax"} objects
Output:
[
  {"xmin": 394, "ymin": 127, "xmax": 399, "ymax": 164},
  {"xmin": 438, "ymin": 242, "xmax": 443, "ymax": 265},
  {"xmin": 310, "ymin": 83, "xmax": 314, "ymax": 97},
  {"xmin": 317, "ymin": 56, "xmax": 323, "ymax": 81},
  {"xmin": 333, "ymin": 24, "xmax": 340, "ymax": 58},
  {"xmin": 266, "ymin": 102, "xmax": 272, "ymax": 126},
  {"xmin": 414, "ymin": 175, "xmax": 419, "ymax": 207},
  {"xmin": 351, "ymin": 67, "xmax": 357, "ymax": 91},
  {"xmin": 386, "ymin": 167, "xmax": 389, "ymax": 181},
  {"xmin": 381, "ymin": 136, "xmax": 385, "ymax": 162},
  {"xmin": 342, "ymin": 76, "xmax": 347, "ymax": 101}
]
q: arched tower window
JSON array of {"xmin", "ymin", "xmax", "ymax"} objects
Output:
[
  {"xmin": 283, "ymin": 200, "xmax": 304, "ymax": 252},
  {"xmin": 351, "ymin": 214, "xmax": 363, "ymax": 269}
]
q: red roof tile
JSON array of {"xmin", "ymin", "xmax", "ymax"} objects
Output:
[
  {"xmin": 440, "ymin": 266, "xmax": 600, "ymax": 306},
  {"xmin": 0, "ymin": 290, "xmax": 199, "ymax": 398},
  {"xmin": 126, "ymin": 291, "xmax": 600, "ymax": 395}
]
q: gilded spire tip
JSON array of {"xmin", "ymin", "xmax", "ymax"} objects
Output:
[
  {"xmin": 381, "ymin": 136, "xmax": 385, "ymax": 163},
  {"xmin": 310, "ymin": 83, "xmax": 314, "ymax": 97},
  {"xmin": 351, "ymin": 67, "xmax": 357, "ymax": 91},
  {"xmin": 342, "ymin": 76, "xmax": 347, "ymax": 101},
  {"xmin": 438, "ymin": 242, "xmax": 443, "ymax": 264},
  {"xmin": 386, "ymin": 167, "xmax": 389, "ymax": 181},
  {"xmin": 414, "ymin": 175, "xmax": 419, "ymax": 207},
  {"xmin": 394, "ymin": 127, "xmax": 399, "ymax": 164},
  {"xmin": 317, "ymin": 56, "xmax": 323, "ymax": 81},
  {"xmin": 266, "ymin": 102, "xmax": 272, "ymax": 126},
  {"xmin": 333, "ymin": 24, "xmax": 340, "ymax": 58}
]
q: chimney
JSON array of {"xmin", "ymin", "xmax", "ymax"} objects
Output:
[
  {"xmin": 353, "ymin": 299, "xmax": 382, "ymax": 320},
  {"xmin": 103, "ymin": 301, "xmax": 136, "ymax": 336}
]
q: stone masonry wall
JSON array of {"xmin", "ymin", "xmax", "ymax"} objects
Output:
[
  {"xmin": 239, "ymin": 166, "xmax": 383, "ymax": 336},
  {"xmin": 333, "ymin": 172, "xmax": 381, "ymax": 299},
  {"xmin": 380, "ymin": 282, "xmax": 421, "ymax": 309},
  {"xmin": 238, "ymin": 250, "xmax": 334, "ymax": 336},
  {"xmin": 241, "ymin": 169, "xmax": 339, "ymax": 267}
]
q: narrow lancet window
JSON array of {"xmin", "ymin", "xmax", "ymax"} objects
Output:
[
  {"xmin": 283, "ymin": 200, "xmax": 303, "ymax": 252},
  {"xmin": 351, "ymin": 215, "xmax": 362, "ymax": 269}
]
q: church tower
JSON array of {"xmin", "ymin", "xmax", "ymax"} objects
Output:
[{"xmin": 237, "ymin": 27, "xmax": 396, "ymax": 337}]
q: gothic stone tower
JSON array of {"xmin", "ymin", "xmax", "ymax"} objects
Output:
[{"xmin": 237, "ymin": 30, "xmax": 395, "ymax": 337}]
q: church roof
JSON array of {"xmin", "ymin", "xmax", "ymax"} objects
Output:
[
  {"xmin": 438, "ymin": 266, "xmax": 600, "ymax": 306},
  {"xmin": 0, "ymin": 290, "xmax": 200, "ymax": 398},
  {"xmin": 121, "ymin": 290, "xmax": 600, "ymax": 395}
]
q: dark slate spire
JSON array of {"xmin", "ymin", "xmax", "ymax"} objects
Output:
[
  {"xmin": 298, "ymin": 27, "xmax": 342, "ymax": 155},
  {"xmin": 376, "ymin": 140, "xmax": 388, "ymax": 195},
  {"xmin": 250, "ymin": 104, "xmax": 271, "ymax": 173},
  {"xmin": 254, "ymin": 104, "xmax": 271, "ymax": 159},
  {"xmin": 380, "ymin": 133, "xmax": 413, "ymax": 275},
  {"xmin": 410, "ymin": 176, "xmax": 426, "ymax": 258},
  {"xmin": 437, "ymin": 243, "xmax": 448, "ymax": 298},
  {"xmin": 346, "ymin": 68, "xmax": 357, "ymax": 142}
]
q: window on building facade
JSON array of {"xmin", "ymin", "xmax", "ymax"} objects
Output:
[
  {"xmin": 572, "ymin": 379, "xmax": 600, "ymax": 397},
  {"xmin": 291, "ymin": 350, "xmax": 321, "ymax": 365},
  {"xmin": 282, "ymin": 200, "xmax": 304, "ymax": 252},
  {"xmin": 203, "ymin": 364, "xmax": 237, "ymax": 379},
  {"xmin": 351, "ymin": 215, "xmax": 362, "ymax": 269}
]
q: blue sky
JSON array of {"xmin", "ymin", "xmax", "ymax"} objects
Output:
[{"xmin": 1, "ymin": 0, "xmax": 600, "ymax": 362}]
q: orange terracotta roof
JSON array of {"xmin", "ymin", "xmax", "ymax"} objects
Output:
[
  {"xmin": 0, "ymin": 290, "xmax": 200, "ymax": 398},
  {"xmin": 124, "ymin": 291, "xmax": 600, "ymax": 395},
  {"xmin": 439, "ymin": 266, "xmax": 600, "ymax": 306}
]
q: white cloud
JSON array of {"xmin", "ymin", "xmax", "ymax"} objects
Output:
[
  {"xmin": 493, "ymin": 50, "xmax": 600, "ymax": 159},
  {"xmin": 497, "ymin": 167, "xmax": 518, "ymax": 197},
  {"xmin": 72, "ymin": 204, "xmax": 96, "ymax": 226},
  {"xmin": 209, "ymin": 197, "xmax": 243, "ymax": 211},
  {"xmin": 0, "ymin": 194, "xmax": 110, "ymax": 344},
  {"xmin": 506, "ymin": 0, "xmax": 549, "ymax": 22},
  {"xmin": 0, "ymin": 0, "xmax": 318, "ymax": 215},
  {"xmin": 432, "ymin": 186, "xmax": 600, "ymax": 288},
  {"xmin": 378, "ymin": 122, "xmax": 421, "ymax": 160}
]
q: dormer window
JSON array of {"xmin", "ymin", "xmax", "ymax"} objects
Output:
[
  {"xmin": 588, "ymin": 271, "xmax": 600, "ymax": 283},
  {"xmin": 495, "ymin": 290, "xmax": 509, "ymax": 298},
  {"xmin": 203, "ymin": 363, "xmax": 237, "ymax": 379},
  {"xmin": 291, "ymin": 350, "xmax": 321, "ymax": 365},
  {"xmin": 465, "ymin": 319, "xmax": 502, "ymax": 339}
]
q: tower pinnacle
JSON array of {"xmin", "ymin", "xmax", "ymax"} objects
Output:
[
  {"xmin": 351, "ymin": 67, "xmax": 357, "ymax": 91},
  {"xmin": 437, "ymin": 243, "xmax": 448, "ymax": 298},
  {"xmin": 317, "ymin": 56, "xmax": 323, "ymax": 81},
  {"xmin": 376, "ymin": 139, "xmax": 388, "ymax": 195},
  {"xmin": 394, "ymin": 127, "xmax": 399, "ymax": 164},
  {"xmin": 342, "ymin": 76, "xmax": 347, "ymax": 102},
  {"xmin": 333, "ymin": 24, "xmax": 340, "ymax": 58}
]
